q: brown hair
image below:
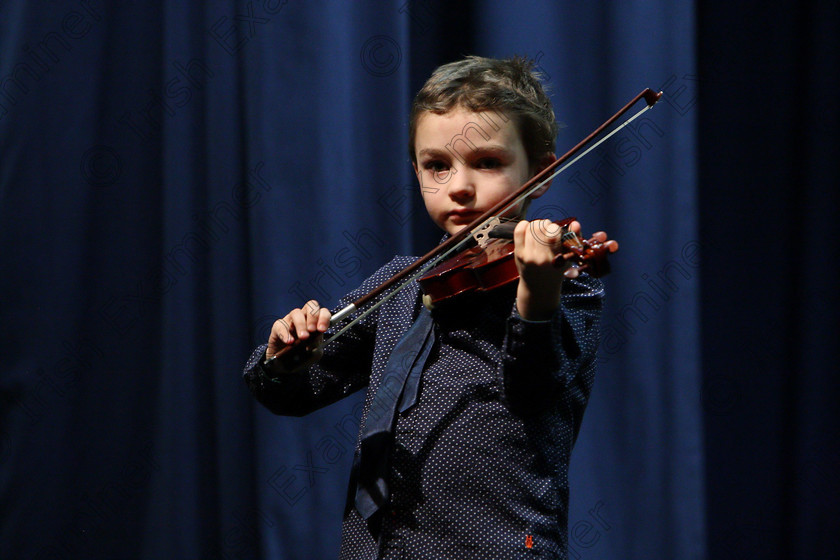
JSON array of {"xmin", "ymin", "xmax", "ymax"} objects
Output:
[{"xmin": 409, "ymin": 55, "xmax": 558, "ymax": 168}]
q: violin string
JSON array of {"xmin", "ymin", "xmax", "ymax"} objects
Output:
[{"xmin": 562, "ymin": 230, "xmax": 583, "ymax": 248}]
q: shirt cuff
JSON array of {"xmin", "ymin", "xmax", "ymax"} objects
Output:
[{"xmin": 513, "ymin": 299, "xmax": 556, "ymax": 324}]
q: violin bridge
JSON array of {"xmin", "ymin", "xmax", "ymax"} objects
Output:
[{"xmin": 471, "ymin": 217, "xmax": 502, "ymax": 248}]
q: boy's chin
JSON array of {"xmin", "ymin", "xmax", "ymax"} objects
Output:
[{"xmin": 443, "ymin": 223, "xmax": 469, "ymax": 236}]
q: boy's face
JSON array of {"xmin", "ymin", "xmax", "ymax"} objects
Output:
[{"xmin": 412, "ymin": 107, "xmax": 552, "ymax": 235}]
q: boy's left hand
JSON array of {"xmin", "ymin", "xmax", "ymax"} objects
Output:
[{"xmin": 513, "ymin": 219, "xmax": 618, "ymax": 321}]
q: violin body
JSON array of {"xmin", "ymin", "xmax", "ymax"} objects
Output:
[
  {"xmin": 419, "ymin": 238, "xmax": 520, "ymax": 305},
  {"xmin": 418, "ymin": 218, "xmax": 613, "ymax": 308}
]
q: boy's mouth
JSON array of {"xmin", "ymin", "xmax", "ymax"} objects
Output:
[{"xmin": 448, "ymin": 208, "xmax": 482, "ymax": 222}]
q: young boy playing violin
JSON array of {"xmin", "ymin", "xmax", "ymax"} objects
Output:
[{"xmin": 244, "ymin": 55, "xmax": 617, "ymax": 560}]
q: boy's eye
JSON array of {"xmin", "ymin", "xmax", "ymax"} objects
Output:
[
  {"xmin": 475, "ymin": 157, "xmax": 501, "ymax": 169},
  {"xmin": 424, "ymin": 160, "xmax": 449, "ymax": 172}
]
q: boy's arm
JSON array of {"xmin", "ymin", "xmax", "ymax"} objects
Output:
[
  {"xmin": 503, "ymin": 218, "xmax": 612, "ymax": 422},
  {"xmin": 242, "ymin": 256, "xmax": 414, "ymax": 417},
  {"xmin": 502, "ymin": 273, "xmax": 604, "ymax": 421},
  {"xmin": 244, "ymin": 293, "xmax": 377, "ymax": 418},
  {"xmin": 243, "ymin": 321, "xmax": 375, "ymax": 416}
]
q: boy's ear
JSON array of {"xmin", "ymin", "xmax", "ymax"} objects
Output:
[{"xmin": 528, "ymin": 152, "xmax": 558, "ymax": 199}]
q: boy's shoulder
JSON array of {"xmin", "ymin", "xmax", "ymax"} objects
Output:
[
  {"xmin": 385, "ymin": 254, "xmax": 419, "ymax": 272},
  {"xmin": 350, "ymin": 255, "xmax": 420, "ymax": 297},
  {"xmin": 367, "ymin": 254, "xmax": 419, "ymax": 282}
]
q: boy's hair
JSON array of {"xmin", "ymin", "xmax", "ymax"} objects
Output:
[{"xmin": 409, "ymin": 55, "xmax": 558, "ymax": 168}]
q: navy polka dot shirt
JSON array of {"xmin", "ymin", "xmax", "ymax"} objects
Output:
[{"xmin": 244, "ymin": 255, "xmax": 604, "ymax": 559}]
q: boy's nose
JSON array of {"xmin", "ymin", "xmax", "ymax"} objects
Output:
[{"xmin": 447, "ymin": 168, "xmax": 475, "ymax": 201}]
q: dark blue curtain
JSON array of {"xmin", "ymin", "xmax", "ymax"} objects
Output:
[
  {"xmin": 0, "ymin": 1, "xmax": 835, "ymax": 559},
  {"xmin": 698, "ymin": 1, "xmax": 840, "ymax": 558}
]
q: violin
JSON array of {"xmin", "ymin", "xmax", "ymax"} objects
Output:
[
  {"xmin": 417, "ymin": 217, "xmax": 614, "ymax": 309},
  {"xmin": 266, "ymin": 88, "xmax": 662, "ymax": 368}
]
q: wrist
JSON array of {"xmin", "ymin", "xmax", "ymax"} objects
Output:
[{"xmin": 516, "ymin": 282, "xmax": 562, "ymax": 321}]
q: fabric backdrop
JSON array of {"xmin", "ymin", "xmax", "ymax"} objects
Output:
[{"xmin": 0, "ymin": 1, "xmax": 835, "ymax": 559}]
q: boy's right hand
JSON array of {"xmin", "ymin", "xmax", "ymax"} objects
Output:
[{"xmin": 265, "ymin": 300, "xmax": 331, "ymax": 371}]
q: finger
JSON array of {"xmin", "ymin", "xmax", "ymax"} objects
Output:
[
  {"xmin": 605, "ymin": 239, "xmax": 619, "ymax": 253},
  {"xmin": 514, "ymin": 219, "xmax": 529, "ymax": 250},
  {"xmin": 317, "ymin": 307, "xmax": 332, "ymax": 332},
  {"xmin": 271, "ymin": 318, "xmax": 292, "ymax": 341},
  {"xmin": 267, "ymin": 317, "xmax": 294, "ymax": 358},
  {"xmin": 287, "ymin": 308, "xmax": 311, "ymax": 340},
  {"xmin": 269, "ymin": 318, "xmax": 289, "ymax": 345},
  {"xmin": 529, "ymin": 219, "xmax": 564, "ymax": 247},
  {"xmin": 519, "ymin": 219, "xmax": 555, "ymax": 259},
  {"xmin": 304, "ymin": 300, "xmax": 322, "ymax": 333}
]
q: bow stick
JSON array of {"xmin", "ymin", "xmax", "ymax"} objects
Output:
[{"xmin": 269, "ymin": 88, "xmax": 663, "ymax": 364}]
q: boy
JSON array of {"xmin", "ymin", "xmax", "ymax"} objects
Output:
[{"xmin": 244, "ymin": 56, "xmax": 615, "ymax": 559}]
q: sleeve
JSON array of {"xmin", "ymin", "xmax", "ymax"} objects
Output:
[
  {"xmin": 500, "ymin": 273, "xmax": 605, "ymax": 422},
  {"xmin": 242, "ymin": 258, "xmax": 410, "ymax": 417}
]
